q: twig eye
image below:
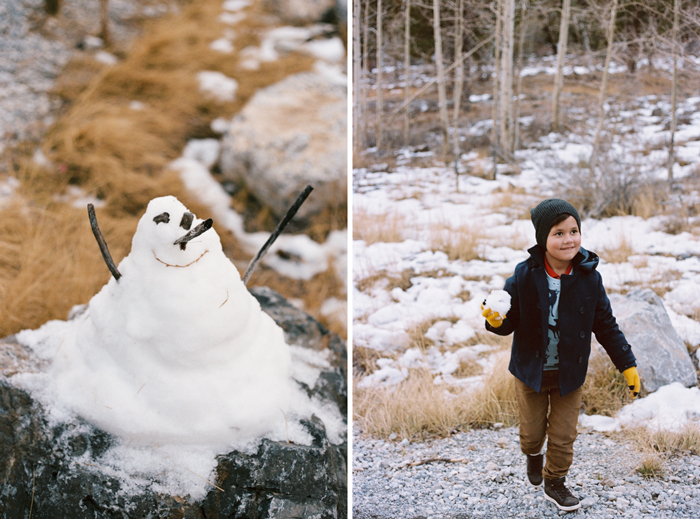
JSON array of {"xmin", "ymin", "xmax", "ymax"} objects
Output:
[
  {"xmin": 153, "ymin": 212, "xmax": 170, "ymax": 224},
  {"xmin": 180, "ymin": 212, "xmax": 194, "ymax": 230}
]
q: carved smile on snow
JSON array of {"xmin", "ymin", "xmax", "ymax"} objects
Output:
[{"xmin": 150, "ymin": 210, "xmax": 214, "ymax": 267}]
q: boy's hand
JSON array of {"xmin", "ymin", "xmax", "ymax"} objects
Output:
[
  {"xmin": 623, "ymin": 367, "xmax": 640, "ymax": 398},
  {"xmin": 481, "ymin": 303, "xmax": 505, "ymax": 328}
]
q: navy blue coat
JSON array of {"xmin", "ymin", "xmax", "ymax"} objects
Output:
[{"xmin": 487, "ymin": 245, "xmax": 637, "ymax": 396}]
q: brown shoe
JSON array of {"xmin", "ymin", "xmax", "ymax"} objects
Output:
[
  {"xmin": 526, "ymin": 453, "xmax": 543, "ymax": 486},
  {"xmin": 544, "ymin": 476, "xmax": 580, "ymax": 511}
]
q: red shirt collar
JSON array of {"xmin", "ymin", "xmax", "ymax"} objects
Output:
[{"xmin": 544, "ymin": 257, "xmax": 573, "ymax": 279}]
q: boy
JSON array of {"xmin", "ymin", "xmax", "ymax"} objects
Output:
[{"xmin": 481, "ymin": 198, "xmax": 640, "ymax": 512}]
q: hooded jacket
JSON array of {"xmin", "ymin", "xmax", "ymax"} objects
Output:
[{"xmin": 487, "ymin": 245, "xmax": 637, "ymax": 396}]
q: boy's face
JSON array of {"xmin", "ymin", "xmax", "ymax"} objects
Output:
[{"xmin": 545, "ymin": 215, "xmax": 581, "ymax": 265}]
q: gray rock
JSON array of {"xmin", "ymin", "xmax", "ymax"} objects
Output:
[
  {"xmin": 219, "ymin": 71, "xmax": 347, "ymax": 220},
  {"xmin": 0, "ymin": 287, "xmax": 347, "ymax": 519},
  {"xmin": 608, "ymin": 288, "xmax": 697, "ymax": 393}
]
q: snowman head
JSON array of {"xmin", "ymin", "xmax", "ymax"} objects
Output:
[{"xmin": 130, "ymin": 196, "xmax": 218, "ymax": 269}]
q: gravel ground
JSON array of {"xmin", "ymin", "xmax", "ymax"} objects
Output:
[
  {"xmin": 0, "ymin": 0, "xmax": 177, "ymax": 153},
  {"xmin": 353, "ymin": 425, "xmax": 700, "ymax": 518}
]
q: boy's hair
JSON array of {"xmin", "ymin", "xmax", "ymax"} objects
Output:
[{"xmin": 530, "ymin": 199, "xmax": 581, "ymax": 249}]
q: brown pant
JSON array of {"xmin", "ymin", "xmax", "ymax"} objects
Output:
[{"xmin": 514, "ymin": 370, "xmax": 582, "ymax": 479}]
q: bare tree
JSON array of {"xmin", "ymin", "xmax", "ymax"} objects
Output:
[
  {"xmin": 404, "ymin": 0, "xmax": 411, "ymax": 145},
  {"xmin": 376, "ymin": 0, "xmax": 384, "ymax": 152},
  {"xmin": 452, "ymin": 0, "xmax": 465, "ymax": 187},
  {"xmin": 590, "ymin": 0, "xmax": 619, "ymax": 171},
  {"xmin": 668, "ymin": 0, "xmax": 680, "ymax": 181},
  {"xmin": 514, "ymin": 0, "xmax": 528, "ymax": 151},
  {"xmin": 353, "ymin": 0, "xmax": 362, "ymax": 152},
  {"xmin": 552, "ymin": 0, "xmax": 571, "ymax": 132},
  {"xmin": 432, "ymin": 0, "xmax": 451, "ymax": 158}
]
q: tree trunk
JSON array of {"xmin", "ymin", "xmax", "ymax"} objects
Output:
[
  {"xmin": 514, "ymin": 0, "xmax": 528, "ymax": 151},
  {"xmin": 404, "ymin": 0, "xmax": 411, "ymax": 146},
  {"xmin": 668, "ymin": 0, "xmax": 680, "ymax": 181},
  {"xmin": 432, "ymin": 0, "xmax": 450, "ymax": 158},
  {"xmin": 552, "ymin": 0, "xmax": 571, "ymax": 132},
  {"xmin": 491, "ymin": 0, "xmax": 502, "ymax": 180},
  {"xmin": 353, "ymin": 0, "xmax": 362, "ymax": 152},
  {"xmin": 376, "ymin": 0, "xmax": 384, "ymax": 152},
  {"xmin": 590, "ymin": 0, "xmax": 618, "ymax": 171},
  {"xmin": 500, "ymin": 0, "xmax": 514, "ymax": 156},
  {"xmin": 452, "ymin": 0, "xmax": 465, "ymax": 189},
  {"xmin": 362, "ymin": 0, "xmax": 370, "ymax": 149}
]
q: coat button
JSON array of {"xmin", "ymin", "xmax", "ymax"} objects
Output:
[
  {"xmin": 578, "ymin": 357, "xmax": 583, "ymax": 363},
  {"xmin": 535, "ymin": 351, "xmax": 540, "ymax": 358},
  {"xmin": 579, "ymin": 331, "xmax": 585, "ymax": 339},
  {"xmin": 622, "ymin": 344, "xmax": 629, "ymax": 351},
  {"xmin": 579, "ymin": 307, "xmax": 585, "ymax": 314}
]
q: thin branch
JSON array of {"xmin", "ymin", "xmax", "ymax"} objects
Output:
[
  {"xmin": 398, "ymin": 457, "xmax": 469, "ymax": 469},
  {"xmin": 385, "ymin": 34, "xmax": 495, "ymax": 126},
  {"xmin": 87, "ymin": 203, "xmax": 121, "ymax": 281},
  {"xmin": 242, "ymin": 185, "xmax": 314, "ymax": 285}
]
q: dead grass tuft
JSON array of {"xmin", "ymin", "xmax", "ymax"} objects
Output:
[
  {"xmin": 581, "ymin": 352, "xmax": 635, "ymax": 417},
  {"xmin": 353, "ymin": 207, "xmax": 405, "ymax": 244},
  {"xmin": 626, "ymin": 424, "xmax": 700, "ymax": 479},
  {"xmin": 429, "ymin": 222, "xmax": 485, "ymax": 261},
  {"xmin": 599, "ymin": 234, "xmax": 636, "ymax": 264},
  {"xmin": 354, "ymin": 351, "xmax": 518, "ymax": 440}
]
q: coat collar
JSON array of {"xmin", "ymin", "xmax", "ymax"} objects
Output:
[{"xmin": 526, "ymin": 245, "xmax": 599, "ymax": 273}]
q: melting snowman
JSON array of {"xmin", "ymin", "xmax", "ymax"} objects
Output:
[{"xmin": 50, "ymin": 196, "xmax": 292, "ymax": 445}]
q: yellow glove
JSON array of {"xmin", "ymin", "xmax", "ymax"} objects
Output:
[
  {"xmin": 623, "ymin": 367, "xmax": 640, "ymax": 398},
  {"xmin": 481, "ymin": 303, "xmax": 505, "ymax": 328}
]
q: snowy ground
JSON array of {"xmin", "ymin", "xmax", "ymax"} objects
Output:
[{"xmin": 353, "ymin": 65, "xmax": 700, "ymax": 432}]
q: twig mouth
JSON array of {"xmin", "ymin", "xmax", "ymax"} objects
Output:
[
  {"xmin": 152, "ymin": 250, "xmax": 208, "ymax": 268},
  {"xmin": 173, "ymin": 218, "xmax": 213, "ymax": 250}
]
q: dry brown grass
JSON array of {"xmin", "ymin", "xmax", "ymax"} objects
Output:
[
  {"xmin": 626, "ymin": 424, "xmax": 700, "ymax": 479},
  {"xmin": 599, "ymin": 234, "xmax": 636, "ymax": 264},
  {"xmin": 581, "ymin": 352, "xmax": 634, "ymax": 417},
  {"xmin": 353, "ymin": 207, "xmax": 406, "ymax": 244},
  {"xmin": 354, "ymin": 351, "xmax": 518, "ymax": 440},
  {"xmin": 0, "ymin": 0, "xmax": 346, "ymax": 340},
  {"xmin": 429, "ymin": 222, "xmax": 485, "ymax": 261}
]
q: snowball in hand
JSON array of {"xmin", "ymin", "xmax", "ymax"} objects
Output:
[
  {"xmin": 47, "ymin": 196, "xmax": 292, "ymax": 444},
  {"xmin": 485, "ymin": 289, "xmax": 511, "ymax": 316}
]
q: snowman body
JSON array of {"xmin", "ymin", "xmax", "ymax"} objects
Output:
[{"xmin": 52, "ymin": 196, "xmax": 292, "ymax": 444}]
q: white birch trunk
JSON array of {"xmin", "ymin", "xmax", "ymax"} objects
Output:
[
  {"xmin": 514, "ymin": 0, "xmax": 528, "ymax": 151},
  {"xmin": 552, "ymin": 0, "xmax": 571, "ymax": 132},
  {"xmin": 452, "ymin": 0, "xmax": 465, "ymax": 186},
  {"xmin": 590, "ymin": 0, "xmax": 618, "ymax": 171},
  {"xmin": 376, "ymin": 0, "xmax": 383, "ymax": 152},
  {"xmin": 669, "ymin": 0, "xmax": 680, "ymax": 180},
  {"xmin": 432, "ymin": 0, "xmax": 450, "ymax": 158},
  {"xmin": 404, "ymin": 0, "xmax": 411, "ymax": 145},
  {"xmin": 353, "ymin": 0, "xmax": 362, "ymax": 152}
]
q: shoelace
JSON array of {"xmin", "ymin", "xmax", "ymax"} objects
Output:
[{"xmin": 550, "ymin": 480, "xmax": 575, "ymax": 499}]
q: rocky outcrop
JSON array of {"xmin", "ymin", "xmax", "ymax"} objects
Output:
[
  {"xmin": 607, "ymin": 289, "xmax": 697, "ymax": 393},
  {"xmin": 0, "ymin": 287, "xmax": 347, "ymax": 519},
  {"xmin": 219, "ymin": 70, "xmax": 347, "ymax": 220}
]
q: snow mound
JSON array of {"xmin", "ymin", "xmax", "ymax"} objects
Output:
[{"xmin": 16, "ymin": 196, "xmax": 294, "ymax": 445}]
